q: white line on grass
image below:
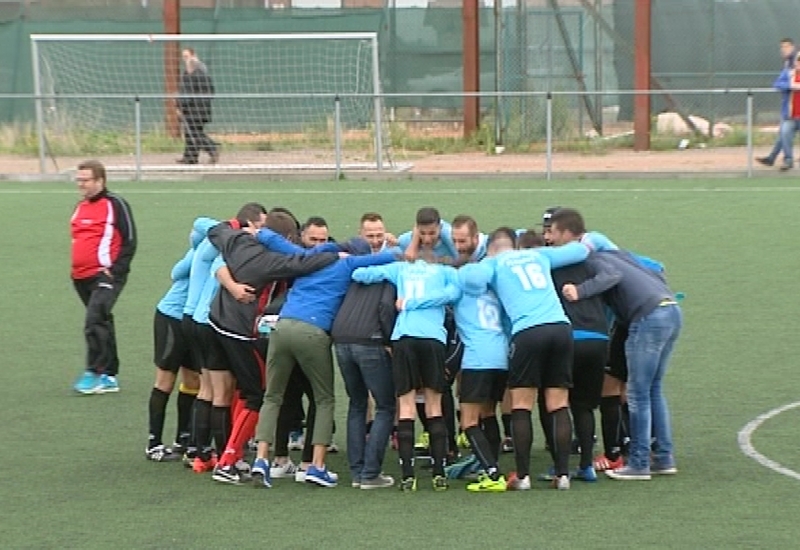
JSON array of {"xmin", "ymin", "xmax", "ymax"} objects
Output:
[
  {"xmin": 1, "ymin": 186, "xmax": 800, "ymax": 195},
  {"xmin": 737, "ymin": 401, "xmax": 800, "ymax": 482}
]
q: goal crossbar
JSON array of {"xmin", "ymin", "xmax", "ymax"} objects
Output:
[
  {"xmin": 30, "ymin": 33, "xmax": 378, "ymax": 43},
  {"xmin": 30, "ymin": 32, "xmax": 387, "ymax": 174}
]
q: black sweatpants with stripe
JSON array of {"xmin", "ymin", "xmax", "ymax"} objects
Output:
[{"xmin": 74, "ymin": 275, "xmax": 125, "ymax": 376}]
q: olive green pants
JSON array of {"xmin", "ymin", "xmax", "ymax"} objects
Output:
[{"xmin": 256, "ymin": 318, "xmax": 335, "ymax": 446}]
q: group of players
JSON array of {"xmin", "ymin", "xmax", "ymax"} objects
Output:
[{"xmin": 147, "ymin": 202, "xmax": 682, "ymax": 492}]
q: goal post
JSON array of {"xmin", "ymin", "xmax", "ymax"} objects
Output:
[{"xmin": 30, "ymin": 32, "xmax": 395, "ymax": 174}]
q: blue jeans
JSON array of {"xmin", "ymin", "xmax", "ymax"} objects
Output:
[
  {"xmin": 335, "ymin": 343, "xmax": 396, "ymax": 481},
  {"xmin": 779, "ymin": 119, "xmax": 800, "ymax": 165},
  {"xmin": 624, "ymin": 304, "xmax": 682, "ymax": 471}
]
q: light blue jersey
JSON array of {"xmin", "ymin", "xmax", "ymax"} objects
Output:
[
  {"xmin": 396, "ymin": 221, "xmax": 457, "ymax": 260},
  {"xmin": 192, "ymin": 254, "xmax": 225, "ymax": 325},
  {"xmin": 581, "ymin": 231, "xmax": 619, "ymax": 251},
  {"xmin": 454, "ymin": 289, "xmax": 509, "ymax": 371},
  {"xmin": 183, "ymin": 237, "xmax": 219, "ymax": 317},
  {"xmin": 156, "ymin": 248, "xmax": 194, "ymax": 320},
  {"xmin": 460, "ymin": 242, "xmax": 589, "ymax": 335},
  {"xmin": 352, "ymin": 260, "xmax": 460, "ymax": 344}
]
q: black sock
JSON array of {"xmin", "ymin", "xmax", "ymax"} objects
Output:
[
  {"xmin": 620, "ymin": 401, "xmax": 631, "ymax": 456},
  {"xmin": 176, "ymin": 389, "xmax": 196, "ymax": 443},
  {"xmin": 551, "ymin": 407, "xmax": 573, "ymax": 477},
  {"xmin": 600, "ymin": 395, "xmax": 622, "ymax": 460},
  {"xmin": 537, "ymin": 392, "xmax": 553, "ymax": 453},
  {"xmin": 427, "ymin": 416, "xmax": 448, "ymax": 477},
  {"xmin": 441, "ymin": 389, "xmax": 457, "ymax": 453},
  {"xmin": 480, "ymin": 415, "xmax": 502, "ymax": 462},
  {"xmin": 148, "ymin": 387, "xmax": 170, "ymax": 448},
  {"xmin": 571, "ymin": 403, "xmax": 596, "ymax": 469},
  {"xmin": 397, "ymin": 419, "xmax": 415, "ymax": 479},
  {"xmin": 192, "ymin": 399, "xmax": 212, "ymax": 459},
  {"xmin": 210, "ymin": 405, "xmax": 231, "ymax": 455},
  {"xmin": 501, "ymin": 413, "xmax": 512, "ymax": 438},
  {"xmin": 416, "ymin": 403, "xmax": 429, "ymax": 433},
  {"xmin": 510, "ymin": 409, "xmax": 532, "ymax": 478},
  {"xmin": 466, "ymin": 425, "xmax": 500, "ymax": 480}
]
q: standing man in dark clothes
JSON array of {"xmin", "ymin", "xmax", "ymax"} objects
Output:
[
  {"xmin": 177, "ymin": 49, "xmax": 218, "ymax": 165},
  {"xmin": 518, "ymin": 230, "xmax": 609, "ymax": 483},
  {"xmin": 71, "ymin": 160, "xmax": 137, "ymax": 395},
  {"xmin": 331, "ymin": 276, "xmax": 398, "ymax": 489}
]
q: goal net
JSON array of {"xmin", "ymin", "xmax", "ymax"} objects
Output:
[{"xmin": 30, "ymin": 33, "xmax": 397, "ymax": 174}]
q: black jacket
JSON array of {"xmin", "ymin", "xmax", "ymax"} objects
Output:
[
  {"xmin": 551, "ymin": 261, "xmax": 609, "ymax": 337},
  {"xmin": 331, "ymin": 281, "xmax": 397, "ymax": 346},
  {"xmin": 207, "ymin": 224, "xmax": 339, "ymax": 340},
  {"xmin": 179, "ymin": 68, "xmax": 214, "ymax": 124}
]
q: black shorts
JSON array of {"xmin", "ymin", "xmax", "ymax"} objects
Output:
[
  {"xmin": 182, "ymin": 315, "xmax": 202, "ymax": 373},
  {"xmin": 508, "ymin": 323, "xmax": 573, "ymax": 389},
  {"xmin": 216, "ymin": 334, "xmax": 266, "ymax": 405},
  {"xmin": 459, "ymin": 369, "xmax": 508, "ymax": 404},
  {"xmin": 153, "ymin": 310, "xmax": 192, "ymax": 373},
  {"xmin": 570, "ymin": 339, "xmax": 609, "ymax": 409},
  {"xmin": 194, "ymin": 321, "xmax": 228, "ymax": 371},
  {"xmin": 391, "ymin": 337, "xmax": 446, "ymax": 396},
  {"xmin": 606, "ymin": 323, "xmax": 628, "ymax": 382}
]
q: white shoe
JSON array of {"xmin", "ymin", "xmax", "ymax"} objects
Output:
[
  {"xmin": 287, "ymin": 431, "xmax": 304, "ymax": 451},
  {"xmin": 554, "ymin": 475, "xmax": 570, "ymax": 490},
  {"xmin": 508, "ymin": 474, "xmax": 531, "ymax": 491},
  {"xmin": 270, "ymin": 459, "xmax": 298, "ymax": 479}
]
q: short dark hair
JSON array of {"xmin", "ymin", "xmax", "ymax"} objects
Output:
[
  {"xmin": 269, "ymin": 207, "xmax": 300, "ymax": 231},
  {"xmin": 303, "ymin": 216, "xmax": 328, "ymax": 229},
  {"xmin": 548, "ymin": 207, "xmax": 586, "ymax": 236},
  {"xmin": 781, "ymin": 38, "xmax": 794, "ymax": 45},
  {"xmin": 263, "ymin": 211, "xmax": 298, "ymax": 242},
  {"xmin": 452, "ymin": 214, "xmax": 478, "ymax": 235},
  {"xmin": 517, "ymin": 230, "xmax": 545, "ymax": 249},
  {"xmin": 488, "ymin": 226, "xmax": 517, "ymax": 248},
  {"xmin": 416, "ymin": 207, "xmax": 440, "ymax": 226},
  {"xmin": 360, "ymin": 212, "xmax": 383, "ymax": 224},
  {"xmin": 236, "ymin": 202, "xmax": 267, "ymax": 227},
  {"xmin": 77, "ymin": 160, "xmax": 106, "ymax": 185}
]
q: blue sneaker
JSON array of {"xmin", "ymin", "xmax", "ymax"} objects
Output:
[
  {"xmin": 73, "ymin": 371, "xmax": 101, "ymax": 394},
  {"xmin": 251, "ymin": 458, "xmax": 272, "ymax": 488},
  {"xmin": 444, "ymin": 454, "xmax": 480, "ymax": 480},
  {"xmin": 305, "ymin": 465, "xmax": 337, "ymax": 488},
  {"xmin": 96, "ymin": 374, "xmax": 119, "ymax": 394},
  {"xmin": 573, "ymin": 466, "xmax": 598, "ymax": 482}
]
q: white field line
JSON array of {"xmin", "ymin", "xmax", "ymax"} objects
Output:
[
  {"xmin": 737, "ymin": 401, "xmax": 800, "ymax": 482},
  {"xmin": 1, "ymin": 186, "xmax": 800, "ymax": 195}
]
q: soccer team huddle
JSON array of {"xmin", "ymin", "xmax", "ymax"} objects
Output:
[{"xmin": 147, "ymin": 202, "xmax": 683, "ymax": 492}]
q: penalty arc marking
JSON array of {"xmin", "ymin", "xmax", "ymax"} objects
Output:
[{"xmin": 737, "ymin": 401, "xmax": 800, "ymax": 482}]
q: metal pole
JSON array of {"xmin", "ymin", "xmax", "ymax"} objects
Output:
[
  {"xmin": 595, "ymin": 0, "xmax": 603, "ymax": 134},
  {"xmin": 31, "ymin": 38, "xmax": 46, "ymax": 174},
  {"xmin": 746, "ymin": 91, "xmax": 753, "ymax": 179},
  {"xmin": 334, "ymin": 96, "xmax": 342, "ymax": 180},
  {"xmin": 370, "ymin": 35, "xmax": 383, "ymax": 172},
  {"xmin": 494, "ymin": 0, "xmax": 502, "ymax": 148},
  {"xmin": 546, "ymin": 92, "xmax": 553, "ymax": 180},
  {"xmin": 135, "ymin": 96, "xmax": 142, "ymax": 182}
]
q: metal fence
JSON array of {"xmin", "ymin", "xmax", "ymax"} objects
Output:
[{"xmin": 0, "ymin": 88, "xmax": 785, "ymax": 179}]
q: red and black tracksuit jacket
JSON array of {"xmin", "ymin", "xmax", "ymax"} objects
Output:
[{"xmin": 70, "ymin": 189, "xmax": 137, "ymax": 281}]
